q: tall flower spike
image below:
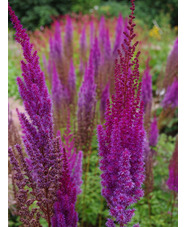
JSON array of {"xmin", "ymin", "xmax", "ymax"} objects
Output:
[
  {"xmin": 51, "ymin": 148, "xmax": 78, "ymax": 227},
  {"xmin": 60, "ymin": 113, "xmax": 83, "ymax": 195},
  {"xmin": 97, "ymin": 0, "xmax": 145, "ymax": 226},
  {"xmin": 77, "ymin": 51, "xmax": 97, "ymax": 153},
  {"xmin": 92, "ymin": 36, "xmax": 101, "ymax": 79},
  {"xmin": 8, "ymin": 5, "xmax": 63, "ymax": 225},
  {"xmin": 80, "ymin": 25, "xmax": 87, "ymax": 62},
  {"xmin": 162, "ymin": 78, "xmax": 178, "ymax": 109},
  {"xmin": 64, "ymin": 15, "xmax": 73, "ymax": 59},
  {"xmin": 149, "ymin": 117, "xmax": 159, "ymax": 147},
  {"xmin": 164, "ymin": 37, "xmax": 178, "ymax": 89},
  {"xmin": 99, "ymin": 16, "xmax": 106, "ymax": 50}
]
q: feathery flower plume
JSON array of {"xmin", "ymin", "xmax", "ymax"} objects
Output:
[
  {"xmin": 61, "ymin": 114, "xmax": 83, "ymax": 195},
  {"xmin": 77, "ymin": 52, "xmax": 97, "ymax": 153},
  {"xmin": 80, "ymin": 26, "xmax": 87, "ymax": 62},
  {"xmin": 99, "ymin": 16, "xmax": 106, "ymax": 50},
  {"xmin": 8, "ymin": 5, "xmax": 64, "ymax": 225},
  {"xmin": 167, "ymin": 138, "xmax": 178, "ymax": 192},
  {"xmin": 97, "ymin": 0, "xmax": 145, "ymax": 226},
  {"xmin": 162, "ymin": 78, "xmax": 178, "ymax": 109},
  {"xmin": 51, "ymin": 148, "xmax": 78, "ymax": 227},
  {"xmin": 51, "ymin": 62, "xmax": 64, "ymax": 131},
  {"xmin": 164, "ymin": 37, "xmax": 178, "ymax": 89},
  {"xmin": 92, "ymin": 36, "xmax": 101, "ymax": 79},
  {"xmin": 149, "ymin": 117, "xmax": 159, "ymax": 147},
  {"xmin": 64, "ymin": 15, "xmax": 73, "ymax": 59}
]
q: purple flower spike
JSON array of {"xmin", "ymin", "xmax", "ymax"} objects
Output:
[
  {"xmin": 51, "ymin": 148, "xmax": 78, "ymax": 227},
  {"xmin": 167, "ymin": 138, "xmax": 178, "ymax": 192},
  {"xmin": 99, "ymin": 16, "xmax": 106, "ymax": 48},
  {"xmin": 165, "ymin": 37, "xmax": 178, "ymax": 88},
  {"xmin": 77, "ymin": 52, "xmax": 97, "ymax": 152},
  {"xmin": 80, "ymin": 26, "xmax": 87, "ymax": 60},
  {"xmin": 162, "ymin": 79, "xmax": 178, "ymax": 109},
  {"xmin": 149, "ymin": 117, "xmax": 159, "ymax": 147},
  {"xmin": 8, "ymin": 4, "xmax": 65, "ymax": 225},
  {"xmin": 97, "ymin": 1, "xmax": 145, "ymax": 225},
  {"xmin": 92, "ymin": 36, "xmax": 101, "ymax": 79},
  {"xmin": 64, "ymin": 15, "xmax": 73, "ymax": 59},
  {"xmin": 52, "ymin": 62, "xmax": 63, "ymax": 112}
]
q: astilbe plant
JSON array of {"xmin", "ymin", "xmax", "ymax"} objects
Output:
[
  {"xmin": 77, "ymin": 51, "xmax": 97, "ymax": 154},
  {"xmin": 8, "ymin": 5, "xmax": 82, "ymax": 226},
  {"xmin": 97, "ymin": 1, "xmax": 145, "ymax": 226}
]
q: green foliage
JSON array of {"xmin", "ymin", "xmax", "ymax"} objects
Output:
[
  {"xmin": 8, "ymin": 0, "xmax": 74, "ymax": 30},
  {"xmin": 77, "ymin": 133, "xmax": 109, "ymax": 226},
  {"xmin": 71, "ymin": 0, "xmax": 101, "ymax": 14}
]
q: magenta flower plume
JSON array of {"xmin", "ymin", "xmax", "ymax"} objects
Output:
[
  {"xmin": 80, "ymin": 26, "xmax": 87, "ymax": 60},
  {"xmin": 51, "ymin": 148, "xmax": 78, "ymax": 227},
  {"xmin": 51, "ymin": 21, "xmax": 63, "ymax": 61},
  {"xmin": 97, "ymin": 1, "xmax": 145, "ymax": 226},
  {"xmin": 99, "ymin": 16, "xmax": 106, "ymax": 49},
  {"xmin": 92, "ymin": 36, "xmax": 101, "ymax": 79},
  {"xmin": 149, "ymin": 117, "xmax": 159, "ymax": 147},
  {"xmin": 52, "ymin": 62, "xmax": 63, "ymax": 113},
  {"xmin": 162, "ymin": 78, "xmax": 178, "ymax": 109},
  {"xmin": 8, "ymin": 4, "xmax": 64, "ymax": 225},
  {"xmin": 164, "ymin": 37, "xmax": 178, "ymax": 88},
  {"xmin": 167, "ymin": 138, "xmax": 178, "ymax": 192},
  {"xmin": 60, "ymin": 114, "xmax": 83, "ymax": 195},
  {"xmin": 77, "ymin": 52, "xmax": 97, "ymax": 152},
  {"xmin": 64, "ymin": 15, "xmax": 73, "ymax": 59},
  {"xmin": 141, "ymin": 61, "xmax": 152, "ymax": 112}
]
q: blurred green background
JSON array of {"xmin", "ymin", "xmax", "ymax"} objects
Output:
[{"xmin": 8, "ymin": 0, "xmax": 177, "ymax": 31}]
